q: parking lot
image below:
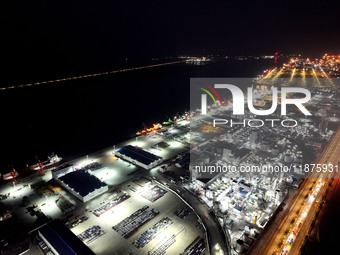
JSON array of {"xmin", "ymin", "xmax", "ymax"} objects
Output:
[{"xmin": 69, "ymin": 179, "xmax": 206, "ymax": 255}]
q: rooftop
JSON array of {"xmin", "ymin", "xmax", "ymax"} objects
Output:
[
  {"xmin": 39, "ymin": 219, "xmax": 95, "ymax": 255},
  {"xmin": 59, "ymin": 170, "xmax": 106, "ymax": 197},
  {"xmin": 117, "ymin": 145, "xmax": 162, "ymax": 165}
]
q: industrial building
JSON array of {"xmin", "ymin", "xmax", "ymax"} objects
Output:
[
  {"xmin": 52, "ymin": 164, "xmax": 74, "ymax": 179},
  {"xmin": 116, "ymin": 145, "xmax": 163, "ymax": 169},
  {"xmin": 52, "ymin": 164, "xmax": 108, "ymax": 202},
  {"xmin": 58, "ymin": 170, "xmax": 108, "ymax": 202},
  {"xmin": 38, "ymin": 220, "xmax": 95, "ymax": 255}
]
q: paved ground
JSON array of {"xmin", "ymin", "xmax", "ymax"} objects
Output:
[{"xmin": 69, "ymin": 180, "xmax": 206, "ymax": 255}]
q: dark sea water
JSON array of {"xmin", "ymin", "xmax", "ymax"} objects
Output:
[{"xmin": 0, "ymin": 59, "xmax": 274, "ymax": 171}]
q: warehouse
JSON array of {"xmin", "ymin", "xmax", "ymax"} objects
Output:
[
  {"xmin": 115, "ymin": 145, "xmax": 163, "ymax": 169},
  {"xmin": 58, "ymin": 170, "xmax": 108, "ymax": 202},
  {"xmin": 52, "ymin": 164, "xmax": 74, "ymax": 179},
  {"xmin": 38, "ymin": 220, "xmax": 95, "ymax": 255}
]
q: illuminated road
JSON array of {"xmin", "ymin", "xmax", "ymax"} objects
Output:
[{"xmin": 0, "ymin": 60, "xmax": 185, "ymax": 90}]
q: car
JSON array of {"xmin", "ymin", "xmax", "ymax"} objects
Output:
[{"xmin": 288, "ymin": 237, "xmax": 293, "ymax": 245}]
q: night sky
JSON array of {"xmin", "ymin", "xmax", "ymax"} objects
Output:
[{"xmin": 1, "ymin": 0, "xmax": 340, "ymax": 83}]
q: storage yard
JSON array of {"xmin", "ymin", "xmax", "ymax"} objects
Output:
[{"xmin": 69, "ymin": 181, "xmax": 207, "ymax": 255}]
